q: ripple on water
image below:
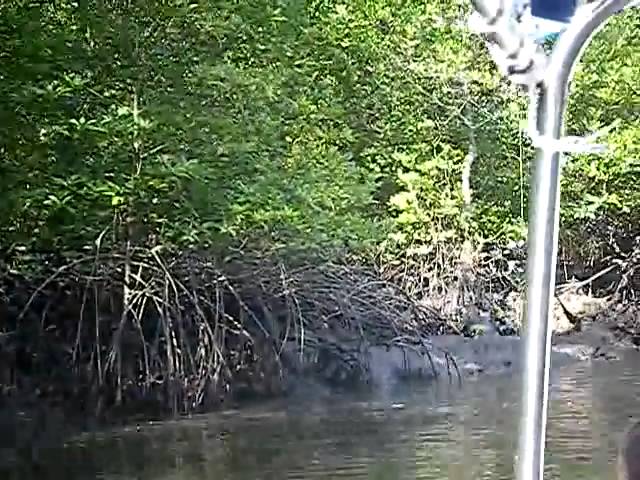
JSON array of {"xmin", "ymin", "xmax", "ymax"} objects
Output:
[{"xmin": 4, "ymin": 350, "xmax": 640, "ymax": 480}]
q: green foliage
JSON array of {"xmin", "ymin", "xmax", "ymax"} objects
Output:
[
  {"xmin": 562, "ymin": 9, "xmax": 640, "ymax": 227},
  {"xmin": 0, "ymin": 1, "xmax": 383, "ymax": 254},
  {"xmin": 1, "ymin": 0, "xmax": 638, "ymax": 261}
]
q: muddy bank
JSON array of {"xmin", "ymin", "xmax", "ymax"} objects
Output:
[
  {"xmin": 1, "ymin": 244, "xmax": 638, "ymax": 463},
  {"xmin": 307, "ymin": 318, "xmax": 634, "ymax": 401}
]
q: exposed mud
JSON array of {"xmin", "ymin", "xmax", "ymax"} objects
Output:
[{"xmin": 1, "ymin": 245, "xmax": 638, "ymax": 466}]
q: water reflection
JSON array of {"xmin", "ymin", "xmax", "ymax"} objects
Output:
[{"xmin": 3, "ymin": 350, "xmax": 640, "ymax": 480}]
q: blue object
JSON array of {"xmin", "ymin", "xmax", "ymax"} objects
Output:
[
  {"xmin": 537, "ymin": 32, "xmax": 560, "ymax": 44},
  {"xmin": 531, "ymin": 0, "xmax": 578, "ymax": 22},
  {"xmin": 529, "ymin": 20, "xmax": 567, "ymax": 44},
  {"xmin": 524, "ymin": 16, "xmax": 569, "ymax": 44}
]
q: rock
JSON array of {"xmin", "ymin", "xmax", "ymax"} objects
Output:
[
  {"xmin": 497, "ymin": 290, "xmax": 609, "ymax": 335},
  {"xmin": 556, "ymin": 291, "xmax": 609, "ymax": 318},
  {"xmin": 462, "ymin": 362, "xmax": 484, "ymax": 375},
  {"xmin": 550, "ymin": 343, "xmax": 594, "ymax": 362}
]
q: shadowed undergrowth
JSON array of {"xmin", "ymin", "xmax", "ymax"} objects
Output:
[{"xmin": 0, "ymin": 248, "xmax": 463, "ymax": 420}]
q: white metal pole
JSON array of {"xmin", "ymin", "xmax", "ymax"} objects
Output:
[
  {"xmin": 515, "ymin": 2, "xmax": 631, "ymax": 480},
  {"xmin": 468, "ymin": 2, "xmax": 633, "ymax": 480}
]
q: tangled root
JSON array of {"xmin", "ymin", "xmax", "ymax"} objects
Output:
[{"xmin": 0, "ymin": 247, "xmax": 456, "ymax": 420}]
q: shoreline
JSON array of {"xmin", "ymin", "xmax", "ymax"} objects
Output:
[{"xmin": 1, "ymin": 247, "xmax": 637, "ymax": 462}]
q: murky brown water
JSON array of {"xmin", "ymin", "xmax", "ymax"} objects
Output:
[{"xmin": 4, "ymin": 349, "xmax": 640, "ymax": 480}]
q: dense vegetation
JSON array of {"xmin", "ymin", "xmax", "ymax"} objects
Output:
[
  {"xmin": 2, "ymin": 1, "xmax": 639, "ymax": 257},
  {"xmin": 0, "ymin": 0, "xmax": 638, "ymax": 420}
]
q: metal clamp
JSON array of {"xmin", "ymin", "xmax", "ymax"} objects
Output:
[
  {"xmin": 468, "ymin": 5, "xmax": 548, "ymax": 86},
  {"xmin": 526, "ymin": 88, "xmax": 616, "ymax": 155},
  {"xmin": 469, "ymin": 0, "xmax": 623, "ymax": 156}
]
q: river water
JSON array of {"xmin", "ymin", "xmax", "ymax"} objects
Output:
[{"xmin": 5, "ymin": 349, "xmax": 640, "ymax": 480}]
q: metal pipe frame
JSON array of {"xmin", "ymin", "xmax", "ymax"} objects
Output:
[
  {"xmin": 470, "ymin": 0, "xmax": 526, "ymax": 55},
  {"xmin": 516, "ymin": 2, "xmax": 633, "ymax": 480}
]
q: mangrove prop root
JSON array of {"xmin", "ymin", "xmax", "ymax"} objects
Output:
[
  {"xmin": 2, "ymin": 238, "xmax": 636, "ymax": 421},
  {"xmin": 0, "ymin": 248, "xmax": 454, "ymax": 419}
]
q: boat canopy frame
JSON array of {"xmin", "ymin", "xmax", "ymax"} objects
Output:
[{"xmin": 466, "ymin": 2, "xmax": 638, "ymax": 480}]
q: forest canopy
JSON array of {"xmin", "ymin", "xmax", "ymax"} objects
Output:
[{"xmin": 1, "ymin": 0, "xmax": 638, "ymax": 263}]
